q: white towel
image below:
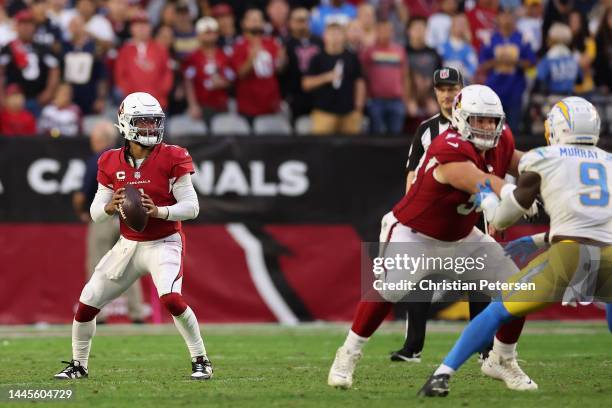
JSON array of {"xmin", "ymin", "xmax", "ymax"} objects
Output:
[{"xmin": 95, "ymin": 237, "xmax": 138, "ymax": 280}]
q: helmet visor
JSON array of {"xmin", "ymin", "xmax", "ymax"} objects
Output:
[{"xmin": 131, "ymin": 115, "xmax": 165, "ymax": 137}]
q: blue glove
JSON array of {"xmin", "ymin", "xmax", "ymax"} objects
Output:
[
  {"xmin": 504, "ymin": 236, "xmax": 539, "ymax": 264},
  {"xmin": 474, "ymin": 179, "xmax": 495, "ymax": 208}
]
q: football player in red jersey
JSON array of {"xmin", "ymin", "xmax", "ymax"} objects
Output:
[
  {"xmin": 55, "ymin": 92, "xmax": 212, "ymax": 381},
  {"xmin": 328, "ymin": 85, "xmax": 538, "ymax": 391}
]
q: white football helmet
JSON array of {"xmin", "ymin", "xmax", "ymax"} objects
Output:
[
  {"xmin": 116, "ymin": 92, "xmax": 165, "ymax": 146},
  {"xmin": 452, "ymin": 84, "xmax": 505, "ymax": 150},
  {"xmin": 545, "ymin": 96, "xmax": 600, "ymax": 146}
]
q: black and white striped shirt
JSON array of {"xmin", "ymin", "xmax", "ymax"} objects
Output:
[{"xmin": 405, "ymin": 113, "xmax": 451, "ymax": 173}]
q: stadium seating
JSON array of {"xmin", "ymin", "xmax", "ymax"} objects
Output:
[
  {"xmin": 253, "ymin": 114, "xmax": 292, "ymax": 135},
  {"xmin": 210, "ymin": 113, "xmax": 251, "ymax": 135},
  {"xmin": 167, "ymin": 114, "xmax": 207, "ymax": 137},
  {"xmin": 294, "ymin": 116, "xmax": 312, "ymax": 135}
]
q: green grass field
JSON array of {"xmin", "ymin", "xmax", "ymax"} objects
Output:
[{"xmin": 0, "ymin": 322, "xmax": 610, "ymax": 407}]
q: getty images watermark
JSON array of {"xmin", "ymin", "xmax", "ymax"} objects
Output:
[
  {"xmin": 360, "ymin": 242, "xmax": 612, "ymax": 304},
  {"xmin": 371, "ymin": 252, "xmax": 534, "ymax": 292}
]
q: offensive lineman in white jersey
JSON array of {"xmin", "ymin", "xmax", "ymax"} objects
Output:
[{"xmin": 419, "ymin": 96, "xmax": 612, "ymax": 397}]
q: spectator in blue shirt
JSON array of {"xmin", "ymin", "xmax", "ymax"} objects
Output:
[
  {"xmin": 438, "ymin": 14, "xmax": 478, "ymax": 83},
  {"xmin": 478, "ymin": 7, "xmax": 535, "ymax": 133},
  {"xmin": 535, "ymin": 23, "xmax": 582, "ymax": 95},
  {"xmin": 310, "ymin": 0, "xmax": 357, "ymax": 37}
]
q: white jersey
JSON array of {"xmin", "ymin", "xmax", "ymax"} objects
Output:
[{"xmin": 518, "ymin": 144, "xmax": 612, "ymax": 242}]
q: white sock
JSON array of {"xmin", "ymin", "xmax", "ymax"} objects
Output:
[
  {"xmin": 433, "ymin": 364, "xmax": 455, "ymax": 376},
  {"xmin": 493, "ymin": 337, "xmax": 517, "ymax": 359},
  {"xmin": 72, "ymin": 319, "xmax": 96, "ymax": 369},
  {"xmin": 342, "ymin": 330, "xmax": 369, "ymax": 353},
  {"xmin": 173, "ymin": 307, "xmax": 206, "ymax": 358}
]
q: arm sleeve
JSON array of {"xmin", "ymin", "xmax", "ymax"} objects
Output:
[
  {"xmin": 406, "ymin": 125, "xmax": 426, "ymax": 172},
  {"xmin": 157, "ymin": 174, "xmax": 200, "ymax": 221},
  {"xmin": 90, "ymin": 183, "xmax": 114, "ymax": 223}
]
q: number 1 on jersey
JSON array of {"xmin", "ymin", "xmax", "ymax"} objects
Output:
[{"xmin": 579, "ymin": 162, "xmax": 609, "ymax": 207}]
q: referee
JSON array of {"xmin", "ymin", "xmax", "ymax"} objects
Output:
[{"xmin": 390, "ymin": 67, "xmax": 493, "ymax": 362}]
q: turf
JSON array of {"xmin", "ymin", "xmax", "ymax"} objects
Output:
[{"xmin": 0, "ymin": 322, "xmax": 610, "ymax": 407}]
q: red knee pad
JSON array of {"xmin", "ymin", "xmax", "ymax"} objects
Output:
[
  {"xmin": 75, "ymin": 302, "xmax": 100, "ymax": 322},
  {"xmin": 160, "ymin": 293, "xmax": 188, "ymax": 316}
]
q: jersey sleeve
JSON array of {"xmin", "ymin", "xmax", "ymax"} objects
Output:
[
  {"xmin": 96, "ymin": 151, "xmax": 114, "ymax": 187},
  {"xmin": 430, "ymin": 135, "xmax": 478, "ymax": 165},
  {"xmin": 170, "ymin": 146, "xmax": 195, "ymax": 179}
]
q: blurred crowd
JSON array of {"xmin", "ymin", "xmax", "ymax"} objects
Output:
[{"xmin": 0, "ymin": 0, "xmax": 611, "ymax": 137}]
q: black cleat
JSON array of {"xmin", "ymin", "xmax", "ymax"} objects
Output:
[
  {"xmin": 390, "ymin": 349, "xmax": 421, "ymax": 362},
  {"xmin": 54, "ymin": 360, "xmax": 88, "ymax": 379},
  {"xmin": 417, "ymin": 373, "xmax": 450, "ymax": 397},
  {"xmin": 191, "ymin": 356, "xmax": 213, "ymax": 380}
]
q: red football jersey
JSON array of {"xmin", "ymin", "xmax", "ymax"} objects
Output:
[
  {"xmin": 230, "ymin": 36, "xmax": 281, "ymax": 116},
  {"xmin": 182, "ymin": 48, "xmax": 232, "ymax": 111},
  {"xmin": 393, "ymin": 126, "xmax": 515, "ymax": 241},
  {"xmin": 97, "ymin": 143, "xmax": 195, "ymax": 241}
]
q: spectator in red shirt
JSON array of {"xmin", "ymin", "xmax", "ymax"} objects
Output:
[
  {"xmin": 114, "ymin": 11, "xmax": 173, "ymax": 108},
  {"xmin": 230, "ymin": 8, "xmax": 285, "ymax": 120},
  {"xmin": 403, "ymin": 0, "xmax": 438, "ymax": 18},
  {"xmin": 0, "ymin": 83, "xmax": 37, "ymax": 136},
  {"xmin": 361, "ymin": 20, "xmax": 410, "ymax": 134},
  {"xmin": 184, "ymin": 17, "xmax": 233, "ymax": 127},
  {"xmin": 466, "ymin": 0, "xmax": 499, "ymax": 52}
]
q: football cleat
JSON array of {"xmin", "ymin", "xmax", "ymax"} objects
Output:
[
  {"xmin": 390, "ymin": 349, "xmax": 421, "ymax": 362},
  {"xmin": 54, "ymin": 360, "xmax": 88, "ymax": 379},
  {"xmin": 481, "ymin": 350, "xmax": 538, "ymax": 390},
  {"xmin": 327, "ymin": 346, "xmax": 362, "ymax": 389},
  {"xmin": 417, "ymin": 373, "xmax": 450, "ymax": 397},
  {"xmin": 191, "ymin": 356, "xmax": 213, "ymax": 380}
]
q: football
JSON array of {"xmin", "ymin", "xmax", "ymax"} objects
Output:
[{"xmin": 118, "ymin": 184, "xmax": 149, "ymax": 232}]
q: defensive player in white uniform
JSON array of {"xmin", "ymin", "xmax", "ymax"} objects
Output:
[
  {"xmin": 55, "ymin": 93, "xmax": 213, "ymax": 380},
  {"xmin": 419, "ymin": 96, "xmax": 612, "ymax": 396}
]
